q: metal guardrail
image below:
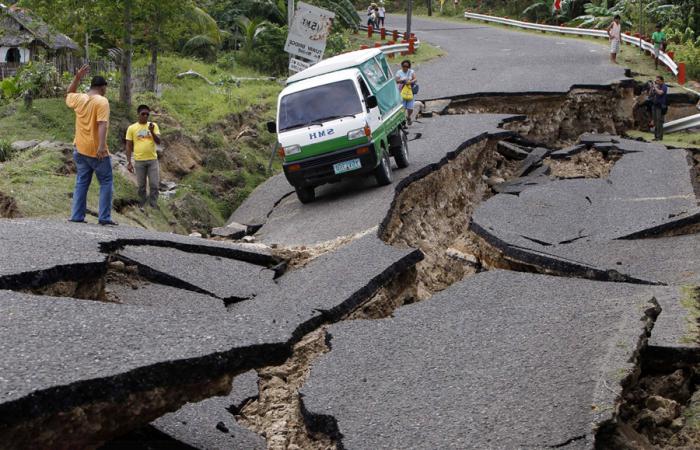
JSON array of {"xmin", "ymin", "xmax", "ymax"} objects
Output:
[
  {"xmin": 464, "ymin": 12, "xmax": 678, "ymax": 75},
  {"xmin": 357, "ymin": 24, "xmax": 421, "ymax": 55},
  {"xmin": 663, "ymin": 113, "xmax": 700, "ymax": 133}
]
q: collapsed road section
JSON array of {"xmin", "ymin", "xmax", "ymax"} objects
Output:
[
  {"xmin": 0, "ymin": 221, "xmax": 421, "ymax": 449},
  {"xmin": 1, "ymin": 101, "xmax": 699, "ymax": 449}
]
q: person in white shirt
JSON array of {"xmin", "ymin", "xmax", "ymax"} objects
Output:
[
  {"xmin": 607, "ymin": 15, "xmax": 622, "ymax": 64},
  {"xmin": 377, "ymin": 3, "xmax": 386, "ymax": 28}
]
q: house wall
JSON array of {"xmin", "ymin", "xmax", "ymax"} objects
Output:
[{"xmin": 0, "ymin": 46, "xmax": 30, "ymax": 63}]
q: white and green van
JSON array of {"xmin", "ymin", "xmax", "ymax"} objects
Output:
[{"xmin": 267, "ymin": 48, "xmax": 409, "ymax": 203}]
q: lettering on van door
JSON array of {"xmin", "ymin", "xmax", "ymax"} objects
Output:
[{"xmin": 309, "ymin": 129, "xmax": 335, "ymax": 140}]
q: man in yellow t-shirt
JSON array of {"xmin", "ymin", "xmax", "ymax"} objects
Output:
[
  {"xmin": 65, "ymin": 65, "xmax": 116, "ymax": 225},
  {"xmin": 126, "ymin": 104, "xmax": 161, "ymax": 208}
]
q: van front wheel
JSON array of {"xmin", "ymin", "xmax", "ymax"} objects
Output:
[
  {"xmin": 393, "ymin": 130, "xmax": 409, "ymax": 168},
  {"xmin": 374, "ymin": 151, "xmax": 393, "ymax": 186},
  {"xmin": 295, "ymin": 186, "xmax": 316, "ymax": 204}
]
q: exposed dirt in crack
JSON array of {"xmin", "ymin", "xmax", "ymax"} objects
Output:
[
  {"xmin": 596, "ymin": 288, "xmax": 700, "ymax": 449},
  {"xmin": 380, "ymin": 137, "xmax": 517, "ymax": 297},
  {"xmin": 270, "ymin": 227, "xmax": 378, "ymax": 270},
  {"xmin": 236, "ymin": 328, "xmax": 335, "ymax": 450},
  {"xmin": 545, "ymin": 149, "xmax": 620, "ymax": 179},
  {"xmin": 446, "ymin": 87, "xmax": 635, "ymax": 146}
]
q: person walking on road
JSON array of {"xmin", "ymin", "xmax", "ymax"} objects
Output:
[
  {"xmin": 652, "ymin": 24, "xmax": 666, "ymax": 70},
  {"xmin": 126, "ymin": 104, "xmax": 161, "ymax": 209},
  {"xmin": 607, "ymin": 15, "xmax": 622, "ymax": 64},
  {"xmin": 395, "ymin": 60, "xmax": 417, "ymax": 126},
  {"xmin": 650, "ymin": 75, "xmax": 668, "ymax": 141},
  {"xmin": 66, "ymin": 65, "xmax": 116, "ymax": 226}
]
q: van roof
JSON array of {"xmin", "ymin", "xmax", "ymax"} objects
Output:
[
  {"xmin": 280, "ymin": 68, "xmax": 360, "ymax": 97},
  {"xmin": 286, "ymin": 48, "xmax": 382, "ymax": 85}
]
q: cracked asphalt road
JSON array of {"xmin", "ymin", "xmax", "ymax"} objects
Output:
[{"xmin": 232, "ymin": 113, "xmax": 516, "ymax": 246}]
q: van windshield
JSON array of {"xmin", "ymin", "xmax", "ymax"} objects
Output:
[{"xmin": 279, "ymin": 80, "xmax": 363, "ymax": 132}]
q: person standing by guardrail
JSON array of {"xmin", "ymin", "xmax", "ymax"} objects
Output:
[
  {"xmin": 652, "ymin": 24, "xmax": 666, "ymax": 70},
  {"xmin": 650, "ymin": 75, "xmax": 668, "ymax": 141},
  {"xmin": 607, "ymin": 15, "xmax": 622, "ymax": 64},
  {"xmin": 377, "ymin": 2, "xmax": 386, "ymax": 28}
]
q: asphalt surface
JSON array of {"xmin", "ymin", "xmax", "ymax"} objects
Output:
[
  {"xmin": 471, "ymin": 137, "xmax": 700, "ymax": 285},
  {"xmin": 232, "ymin": 113, "xmax": 516, "ymax": 246},
  {"xmin": 0, "ymin": 226, "xmax": 420, "ymax": 447},
  {"xmin": 151, "ymin": 372, "xmax": 265, "ymax": 450},
  {"xmin": 301, "ymin": 271, "xmax": 658, "ymax": 449},
  {"xmin": 382, "ymin": 15, "xmax": 628, "ymax": 99},
  {"xmin": 0, "ymin": 219, "xmax": 276, "ymax": 291},
  {"xmin": 118, "ymin": 245, "xmax": 276, "ymax": 300}
]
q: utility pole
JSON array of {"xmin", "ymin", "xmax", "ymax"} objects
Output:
[
  {"xmin": 407, "ymin": 0, "xmax": 413, "ymax": 38},
  {"xmin": 427, "ymin": 0, "xmax": 432, "ymax": 17},
  {"xmin": 288, "ymin": 0, "xmax": 294, "ymax": 27}
]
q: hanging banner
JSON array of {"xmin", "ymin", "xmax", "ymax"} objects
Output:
[{"xmin": 284, "ymin": 2, "xmax": 335, "ymax": 63}]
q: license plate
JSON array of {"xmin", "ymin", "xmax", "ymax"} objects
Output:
[{"xmin": 333, "ymin": 158, "xmax": 362, "ymax": 175}]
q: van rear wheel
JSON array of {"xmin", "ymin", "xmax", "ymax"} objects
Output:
[
  {"xmin": 295, "ymin": 186, "xmax": 315, "ymax": 204},
  {"xmin": 374, "ymin": 151, "xmax": 393, "ymax": 186}
]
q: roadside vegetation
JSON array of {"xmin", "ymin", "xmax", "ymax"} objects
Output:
[{"xmin": 0, "ymin": 0, "xmax": 397, "ymax": 234}]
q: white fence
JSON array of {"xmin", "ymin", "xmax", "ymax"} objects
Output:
[{"xmin": 463, "ymin": 12, "xmax": 679, "ymax": 76}]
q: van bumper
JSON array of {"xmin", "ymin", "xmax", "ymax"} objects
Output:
[{"xmin": 283, "ymin": 143, "xmax": 379, "ymax": 187}]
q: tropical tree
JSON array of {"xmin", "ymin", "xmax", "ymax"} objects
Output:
[{"xmin": 234, "ymin": 16, "xmax": 270, "ymax": 55}]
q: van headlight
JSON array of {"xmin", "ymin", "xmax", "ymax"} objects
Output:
[
  {"xmin": 284, "ymin": 145, "xmax": 301, "ymax": 156},
  {"xmin": 347, "ymin": 128, "xmax": 366, "ymax": 140}
]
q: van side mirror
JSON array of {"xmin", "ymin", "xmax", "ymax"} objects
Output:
[
  {"xmin": 266, "ymin": 121, "xmax": 277, "ymax": 133},
  {"xmin": 366, "ymin": 95, "xmax": 378, "ymax": 109}
]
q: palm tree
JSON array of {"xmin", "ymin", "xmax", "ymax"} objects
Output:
[{"xmin": 234, "ymin": 16, "xmax": 270, "ymax": 55}]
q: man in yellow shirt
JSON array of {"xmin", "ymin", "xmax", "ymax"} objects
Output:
[
  {"xmin": 65, "ymin": 65, "xmax": 116, "ymax": 225},
  {"xmin": 126, "ymin": 104, "xmax": 161, "ymax": 208}
]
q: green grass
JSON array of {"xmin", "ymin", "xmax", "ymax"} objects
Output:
[
  {"xmin": 135, "ymin": 55, "xmax": 282, "ymax": 134},
  {"xmin": 0, "ymin": 99, "xmax": 74, "ymax": 142},
  {"xmin": 626, "ymin": 130, "xmax": 700, "ymax": 149}
]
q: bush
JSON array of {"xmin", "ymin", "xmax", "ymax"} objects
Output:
[
  {"xmin": 325, "ymin": 32, "xmax": 351, "ymax": 57},
  {"xmin": 17, "ymin": 61, "xmax": 61, "ymax": 98},
  {"xmin": 217, "ymin": 52, "xmax": 237, "ymax": 70},
  {"xmin": 200, "ymin": 132, "xmax": 226, "ymax": 149},
  {"xmin": 671, "ymin": 41, "xmax": 700, "ymax": 81},
  {"xmin": 0, "ymin": 139, "xmax": 14, "ymax": 162},
  {"xmin": 1, "ymin": 77, "xmax": 21, "ymax": 100},
  {"xmin": 237, "ymin": 25, "xmax": 288, "ymax": 75}
]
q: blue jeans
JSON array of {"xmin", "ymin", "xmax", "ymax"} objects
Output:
[{"xmin": 70, "ymin": 150, "xmax": 113, "ymax": 223}]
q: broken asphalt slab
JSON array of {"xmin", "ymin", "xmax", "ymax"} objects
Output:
[
  {"xmin": 0, "ymin": 219, "xmax": 277, "ymax": 291},
  {"xmin": 118, "ymin": 245, "xmax": 276, "ymax": 301},
  {"xmin": 0, "ymin": 233, "xmax": 421, "ymax": 449},
  {"xmin": 230, "ymin": 114, "xmax": 519, "ymax": 246},
  {"xmin": 301, "ymin": 271, "xmax": 660, "ymax": 449},
  {"xmin": 472, "ymin": 142, "xmax": 697, "ymax": 247},
  {"xmin": 150, "ymin": 372, "xmax": 265, "ymax": 450}
]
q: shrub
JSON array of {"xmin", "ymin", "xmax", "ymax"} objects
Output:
[
  {"xmin": 325, "ymin": 32, "xmax": 351, "ymax": 57},
  {"xmin": 237, "ymin": 25, "xmax": 288, "ymax": 75},
  {"xmin": 670, "ymin": 41, "xmax": 700, "ymax": 80},
  {"xmin": 200, "ymin": 132, "xmax": 226, "ymax": 149},
  {"xmin": 217, "ymin": 52, "xmax": 237, "ymax": 70},
  {"xmin": 17, "ymin": 61, "xmax": 61, "ymax": 98},
  {"xmin": 1, "ymin": 77, "xmax": 21, "ymax": 100},
  {"xmin": 0, "ymin": 139, "xmax": 14, "ymax": 162}
]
